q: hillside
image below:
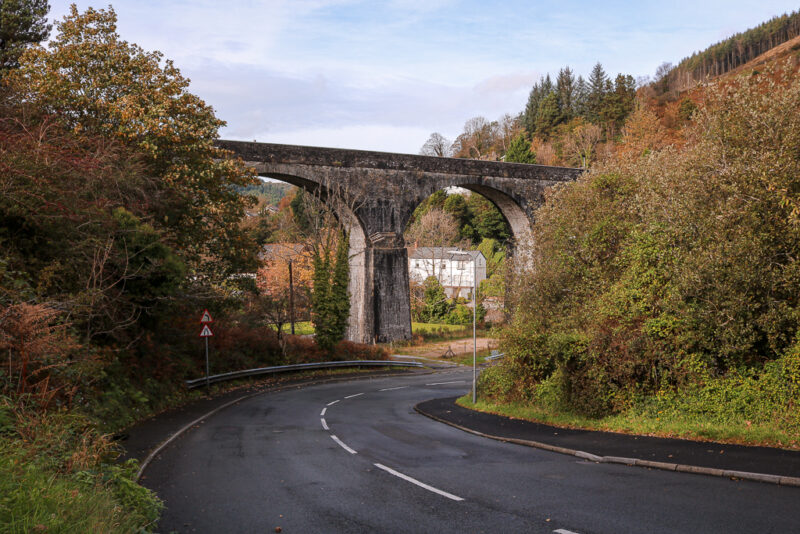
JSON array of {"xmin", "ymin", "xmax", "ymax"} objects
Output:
[{"xmin": 657, "ymin": 10, "xmax": 800, "ymax": 93}]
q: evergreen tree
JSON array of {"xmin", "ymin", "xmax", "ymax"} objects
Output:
[
  {"xmin": 443, "ymin": 194, "xmax": 470, "ymax": 230},
  {"xmin": 311, "ymin": 231, "xmax": 350, "ymax": 352},
  {"xmin": 535, "ymin": 92, "xmax": 561, "ymax": 137},
  {"xmin": 586, "ymin": 62, "xmax": 609, "ymax": 122},
  {"xmin": 330, "ymin": 230, "xmax": 350, "ymax": 344},
  {"xmin": 504, "ymin": 133, "xmax": 536, "ymax": 164},
  {"xmin": 422, "ymin": 276, "xmax": 451, "ymax": 322},
  {"xmin": 0, "ymin": 0, "xmax": 50, "ymax": 72},
  {"xmin": 574, "ymin": 75, "xmax": 589, "ymax": 116},
  {"xmin": 311, "ymin": 233, "xmax": 351, "ymax": 352},
  {"xmin": 556, "ymin": 66, "xmax": 576, "ymax": 120},
  {"xmin": 522, "ymin": 75, "xmax": 555, "ymax": 135}
]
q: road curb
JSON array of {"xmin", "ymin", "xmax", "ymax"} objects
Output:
[
  {"xmin": 414, "ymin": 403, "xmax": 800, "ymax": 488},
  {"xmin": 133, "ymin": 369, "xmax": 432, "ymax": 481}
]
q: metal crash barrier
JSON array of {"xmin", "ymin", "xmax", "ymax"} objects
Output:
[{"xmin": 184, "ymin": 360, "xmax": 424, "ymax": 389}]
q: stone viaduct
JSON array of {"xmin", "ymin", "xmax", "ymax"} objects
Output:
[{"xmin": 217, "ymin": 141, "xmax": 583, "ymax": 344}]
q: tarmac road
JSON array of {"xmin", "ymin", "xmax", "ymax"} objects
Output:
[{"xmin": 141, "ymin": 368, "xmax": 800, "ymax": 533}]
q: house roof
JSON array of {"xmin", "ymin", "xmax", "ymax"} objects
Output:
[{"xmin": 409, "ymin": 247, "xmax": 484, "ymax": 262}]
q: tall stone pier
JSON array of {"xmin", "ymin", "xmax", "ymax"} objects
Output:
[{"xmin": 217, "ymin": 141, "xmax": 583, "ymax": 343}]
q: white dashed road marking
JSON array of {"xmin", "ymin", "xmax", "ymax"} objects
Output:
[
  {"xmin": 321, "ymin": 418, "xmax": 329, "ymax": 430},
  {"xmin": 327, "ymin": 400, "xmax": 340, "ymax": 406},
  {"xmin": 553, "ymin": 530, "xmax": 581, "ymax": 534},
  {"xmin": 374, "ymin": 463, "xmax": 464, "ymax": 502},
  {"xmin": 426, "ymin": 381, "xmax": 465, "ymax": 386},
  {"xmin": 345, "ymin": 393, "xmax": 364, "ymax": 399},
  {"xmin": 320, "ymin": 407, "xmax": 327, "ymax": 417},
  {"xmin": 331, "ymin": 434, "xmax": 357, "ymax": 454},
  {"xmin": 379, "ymin": 386, "xmax": 408, "ymax": 392}
]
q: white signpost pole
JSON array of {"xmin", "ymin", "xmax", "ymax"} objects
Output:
[
  {"xmin": 205, "ymin": 336, "xmax": 210, "ymax": 392},
  {"xmin": 199, "ymin": 310, "xmax": 214, "ymax": 394}
]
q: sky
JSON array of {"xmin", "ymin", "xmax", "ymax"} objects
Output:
[{"xmin": 50, "ymin": 1, "xmax": 800, "ymax": 154}]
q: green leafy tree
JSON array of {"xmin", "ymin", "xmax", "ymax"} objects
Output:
[
  {"xmin": 421, "ymin": 276, "xmax": 452, "ymax": 323},
  {"xmin": 0, "ymin": 0, "xmax": 50, "ymax": 72}
]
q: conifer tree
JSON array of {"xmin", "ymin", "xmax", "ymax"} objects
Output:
[
  {"xmin": 0, "ymin": 0, "xmax": 50, "ymax": 72},
  {"xmin": 504, "ymin": 133, "xmax": 536, "ymax": 164},
  {"xmin": 535, "ymin": 92, "xmax": 561, "ymax": 137},
  {"xmin": 586, "ymin": 62, "xmax": 609, "ymax": 122},
  {"xmin": 330, "ymin": 231, "xmax": 350, "ymax": 345},
  {"xmin": 556, "ymin": 67, "xmax": 576, "ymax": 120}
]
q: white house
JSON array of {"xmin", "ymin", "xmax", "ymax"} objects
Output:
[{"xmin": 408, "ymin": 247, "xmax": 486, "ymax": 300}]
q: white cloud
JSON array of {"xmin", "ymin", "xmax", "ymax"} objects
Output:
[{"xmin": 47, "ymin": 0, "xmax": 800, "ymax": 153}]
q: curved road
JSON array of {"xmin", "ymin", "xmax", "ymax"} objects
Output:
[{"xmin": 143, "ymin": 368, "xmax": 800, "ymax": 533}]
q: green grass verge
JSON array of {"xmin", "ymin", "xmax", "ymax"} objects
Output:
[
  {"xmin": 456, "ymin": 394, "xmax": 800, "ymax": 449},
  {"xmin": 411, "ymin": 322, "xmax": 470, "ymax": 334},
  {"xmin": 276, "ymin": 321, "xmax": 315, "ymax": 335}
]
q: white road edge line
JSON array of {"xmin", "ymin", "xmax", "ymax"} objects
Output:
[
  {"xmin": 345, "ymin": 393, "xmax": 364, "ymax": 399},
  {"xmin": 321, "ymin": 418, "xmax": 329, "ymax": 431},
  {"xmin": 379, "ymin": 386, "xmax": 408, "ymax": 392},
  {"xmin": 373, "ymin": 463, "xmax": 464, "ymax": 502},
  {"xmin": 327, "ymin": 400, "xmax": 340, "ymax": 406},
  {"xmin": 320, "ymin": 407, "xmax": 327, "ymax": 417},
  {"xmin": 426, "ymin": 381, "xmax": 465, "ymax": 386},
  {"xmin": 330, "ymin": 434, "xmax": 357, "ymax": 454},
  {"xmin": 553, "ymin": 529, "xmax": 581, "ymax": 534}
]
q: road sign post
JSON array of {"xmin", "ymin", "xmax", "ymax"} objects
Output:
[{"xmin": 200, "ymin": 311, "xmax": 214, "ymax": 393}]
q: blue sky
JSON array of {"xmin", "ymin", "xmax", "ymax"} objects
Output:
[{"xmin": 50, "ymin": 1, "xmax": 799, "ymax": 153}]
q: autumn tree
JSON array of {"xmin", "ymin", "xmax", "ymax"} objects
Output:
[
  {"xmin": 563, "ymin": 122, "xmax": 602, "ymax": 167},
  {"xmin": 451, "ymin": 116, "xmax": 498, "ymax": 159},
  {"xmin": 255, "ymin": 243, "xmax": 313, "ymax": 345},
  {"xmin": 406, "ymin": 208, "xmax": 461, "ymax": 250},
  {"xmin": 420, "ymin": 132, "xmax": 452, "ymax": 157},
  {"xmin": 6, "ymin": 5, "xmax": 258, "ymax": 285},
  {"xmin": 0, "ymin": 0, "xmax": 50, "ymax": 72},
  {"xmin": 617, "ymin": 104, "xmax": 667, "ymax": 160}
]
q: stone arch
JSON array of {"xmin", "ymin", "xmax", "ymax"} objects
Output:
[
  {"xmin": 403, "ymin": 180, "xmax": 535, "ymax": 259},
  {"xmin": 249, "ymin": 171, "xmax": 375, "ymax": 344},
  {"xmin": 459, "ymin": 184, "xmax": 534, "ymax": 260}
]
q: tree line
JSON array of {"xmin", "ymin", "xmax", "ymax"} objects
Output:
[
  {"xmin": 421, "ymin": 62, "xmax": 637, "ymax": 168},
  {"xmin": 654, "ymin": 10, "xmax": 800, "ymax": 94}
]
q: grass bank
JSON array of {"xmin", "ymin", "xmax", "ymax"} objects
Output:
[
  {"xmin": 0, "ymin": 400, "xmax": 162, "ymax": 533},
  {"xmin": 457, "ymin": 379, "xmax": 800, "ymax": 450}
]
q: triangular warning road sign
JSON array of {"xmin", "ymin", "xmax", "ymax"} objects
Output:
[
  {"xmin": 200, "ymin": 309, "xmax": 213, "ymax": 323},
  {"xmin": 199, "ymin": 324, "xmax": 214, "ymax": 337}
]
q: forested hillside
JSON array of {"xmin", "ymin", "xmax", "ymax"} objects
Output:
[{"xmin": 657, "ymin": 10, "xmax": 800, "ymax": 93}]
